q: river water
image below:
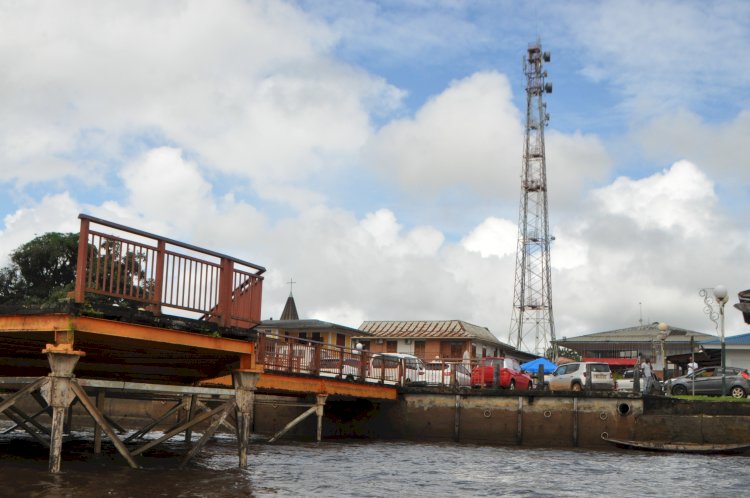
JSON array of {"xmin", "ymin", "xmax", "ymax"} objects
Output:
[{"xmin": 0, "ymin": 432, "xmax": 747, "ymax": 497}]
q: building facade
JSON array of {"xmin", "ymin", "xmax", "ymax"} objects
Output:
[
  {"xmin": 555, "ymin": 323, "xmax": 714, "ymax": 378},
  {"xmin": 354, "ymin": 320, "xmax": 535, "ymax": 363}
]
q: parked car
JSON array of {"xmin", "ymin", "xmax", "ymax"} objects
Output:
[
  {"xmin": 319, "ymin": 356, "xmax": 363, "ymax": 381},
  {"xmin": 369, "ymin": 353, "xmax": 427, "ymax": 386},
  {"xmin": 547, "ymin": 362, "xmax": 615, "ymax": 392},
  {"xmin": 665, "ymin": 366, "xmax": 750, "ymax": 398},
  {"xmin": 616, "ymin": 368, "xmax": 661, "ymax": 394},
  {"xmin": 424, "ymin": 362, "xmax": 472, "ymax": 387},
  {"xmin": 470, "ymin": 357, "xmax": 532, "ymax": 390}
]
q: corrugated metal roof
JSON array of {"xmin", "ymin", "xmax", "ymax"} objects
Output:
[
  {"xmin": 256, "ymin": 319, "xmax": 367, "ymax": 336},
  {"xmin": 358, "ymin": 320, "xmax": 505, "ymax": 346},
  {"xmin": 702, "ymin": 332, "xmax": 750, "ymax": 346},
  {"xmin": 557, "ymin": 323, "xmax": 714, "ymax": 344}
]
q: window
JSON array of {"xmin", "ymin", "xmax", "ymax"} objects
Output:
[
  {"xmin": 567, "ymin": 364, "xmax": 579, "ymax": 373},
  {"xmin": 386, "ymin": 341, "xmax": 397, "ymax": 353},
  {"xmin": 336, "ymin": 333, "xmax": 345, "ymax": 347},
  {"xmin": 298, "ymin": 332, "xmax": 307, "ymax": 341},
  {"xmin": 312, "ymin": 332, "xmax": 322, "ymax": 343},
  {"xmin": 359, "ymin": 341, "xmax": 370, "ymax": 351}
]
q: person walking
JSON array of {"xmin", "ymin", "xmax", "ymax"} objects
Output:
[
  {"xmin": 641, "ymin": 358, "xmax": 653, "ymax": 394},
  {"xmin": 687, "ymin": 359, "xmax": 698, "ymax": 376}
]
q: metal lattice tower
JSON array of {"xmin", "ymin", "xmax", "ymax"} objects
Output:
[{"xmin": 508, "ymin": 40, "xmax": 556, "ymax": 357}]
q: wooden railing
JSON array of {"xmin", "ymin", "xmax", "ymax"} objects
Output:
[{"xmin": 74, "ymin": 214, "xmax": 265, "ymax": 328}]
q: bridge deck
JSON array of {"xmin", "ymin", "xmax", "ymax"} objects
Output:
[{"xmin": 0, "ymin": 310, "xmax": 397, "ymax": 400}]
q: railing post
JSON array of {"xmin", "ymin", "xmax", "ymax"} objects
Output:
[
  {"xmin": 312, "ymin": 344, "xmax": 321, "ymax": 376},
  {"xmin": 250, "ymin": 278, "xmax": 263, "ymax": 323},
  {"xmin": 256, "ymin": 333, "xmax": 266, "ymax": 367},
  {"xmin": 74, "ymin": 219, "xmax": 90, "ymax": 303},
  {"xmin": 217, "ymin": 258, "xmax": 234, "ymax": 327},
  {"xmin": 150, "ymin": 240, "xmax": 165, "ymax": 315}
]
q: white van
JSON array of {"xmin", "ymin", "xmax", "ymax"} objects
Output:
[{"xmin": 369, "ymin": 353, "xmax": 427, "ymax": 386}]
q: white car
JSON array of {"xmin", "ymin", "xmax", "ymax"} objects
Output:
[
  {"xmin": 319, "ymin": 356, "xmax": 363, "ymax": 381},
  {"xmin": 424, "ymin": 362, "xmax": 472, "ymax": 387},
  {"xmin": 616, "ymin": 368, "xmax": 660, "ymax": 393},
  {"xmin": 369, "ymin": 353, "xmax": 427, "ymax": 386},
  {"xmin": 548, "ymin": 362, "xmax": 615, "ymax": 392}
]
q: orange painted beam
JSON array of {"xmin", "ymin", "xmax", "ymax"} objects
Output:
[
  {"xmin": 201, "ymin": 373, "xmax": 397, "ymax": 400},
  {"xmin": 0, "ymin": 314, "xmax": 254, "ymax": 355},
  {"xmin": 71, "ymin": 316, "xmax": 254, "ymax": 354},
  {"xmin": 0, "ymin": 314, "xmax": 71, "ymax": 334}
]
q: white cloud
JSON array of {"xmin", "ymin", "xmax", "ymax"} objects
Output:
[
  {"xmin": 560, "ymin": 1, "xmax": 750, "ymax": 118},
  {"xmin": 0, "ymin": 0, "xmax": 403, "ymax": 187},
  {"xmin": 552, "ymin": 160, "xmax": 748, "ymax": 337},
  {"xmin": 364, "ymin": 71, "xmax": 522, "ymax": 199},
  {"xmin": 546, "ymin": 130, "xmax": 612, "ymax": 208},
  {"xmin": 364, "ymin": 71, "xmax": 613, "ymax": 208},
  {"xmin": 0, "ymin": 193, "xmax": 81, "ymax": 266},
  {"xmin": 461, "ymin": 217, "xmax": 517, "ymax": 259},
  {"xmin": 635, "ymin": 109, "xmax": 750, "ymax": 186},
  {"xmin": 592, "ymin": 160, "xmax": 716, "ymax": 237}
]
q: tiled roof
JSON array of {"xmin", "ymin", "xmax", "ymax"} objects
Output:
[
  {"xmin": 557, "ymin": 323, "xmax": 714, "ymax": 344},
  {"xmin": 358, "ymin": 320, "xmax": 505, "ymax": 346}
]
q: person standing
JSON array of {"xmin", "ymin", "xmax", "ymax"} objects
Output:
[
  {"xmin": 687, "ymin": 359, "xmax": 698, "ymax": 376},
  {"xmin": 641, "ymin": 358, "xmax": 653, "ymax": 394}
]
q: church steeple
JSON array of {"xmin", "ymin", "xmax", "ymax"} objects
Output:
[{"xmin": 280, "ymin": 278, "xmax": 299, "ymax": 320}]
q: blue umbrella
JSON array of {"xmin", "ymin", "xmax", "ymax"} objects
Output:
[{"xmin": 520, "ymin": 357, "xmax": 558, "ymax": 374}]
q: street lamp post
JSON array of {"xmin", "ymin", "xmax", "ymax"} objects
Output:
[
  {"xmin": 713, "ymin": 285, "xmax": 728, "ymax": 396},
  {"xmin": 658, "ymin": 322, "xmax": 669, "ymax": 382}
]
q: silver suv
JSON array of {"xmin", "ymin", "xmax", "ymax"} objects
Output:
[{"xmin": 548, "ymin": 361, "xmax": 614, "ymax": 392}]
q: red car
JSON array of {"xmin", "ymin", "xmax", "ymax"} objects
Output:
[{"xmin": 471, "ymin": 357, "xmax": 533, "ymax": 390}]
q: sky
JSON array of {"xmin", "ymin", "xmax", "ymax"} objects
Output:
[{"xmin": 1, "ymin": 0, "xmax": 749, "ymax": 348}]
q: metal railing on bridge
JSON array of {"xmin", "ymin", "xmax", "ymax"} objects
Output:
[
  {"xmin": 73, "ymin": 214, "xmax": 265, "ymax": 328},
  {"xmin": 257, "ymin": 333, "xmax": 416, "ymax": 387}
]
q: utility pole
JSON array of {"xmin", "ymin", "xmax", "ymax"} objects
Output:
[{"xmin": 509, "ymin": 40, "xmax": 556, "ymax": 357}]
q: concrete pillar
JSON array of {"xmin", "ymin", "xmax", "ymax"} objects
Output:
[
  {"xmin": 42, "ymin": 344, "xmax": 85, "ymax": 473},
  {"xmin": 232, "ymin": 370, "xmax": 260, "ymax": 469}
]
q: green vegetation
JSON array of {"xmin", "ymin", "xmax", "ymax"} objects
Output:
[
  {"xmin": 0, "ymin": 232, "xmax": 78, "ymax": 305},
  {"xmin": 671, "ymin": 395, "xmax": 750, "ymax": 403},
  {"xmin": 0, "ymin": 232, "xmax": 151, "ymax": 310}
]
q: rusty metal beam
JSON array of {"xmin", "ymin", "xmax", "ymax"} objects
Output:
[
  {"xmin": 257, "ymin": 373, "xmax": 398, "ymax": 400},
  {"xmin": 0, "ymin": 314, "xmax": 255, "ymax": 357},
  {"xmin": 202, "ymin": 373, "xmax": 397, "ymax": 399},
  {"xmin": 71, "ymin": 317, "xmax": 255, "ymax": 354}
]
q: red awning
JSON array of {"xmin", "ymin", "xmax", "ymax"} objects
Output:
[{"xmin": 582, "ymin": 357, "xmax": 638, "ymax": 367}]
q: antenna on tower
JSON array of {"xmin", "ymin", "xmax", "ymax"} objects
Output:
[{"xmin": 508, "ymin": 40, "xmax": 556, "ymax": 358}]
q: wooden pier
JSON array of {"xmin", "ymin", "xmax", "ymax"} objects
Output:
[{"xmin": 0, "ymin": 214, "xmax": 396, "ymax": 473}]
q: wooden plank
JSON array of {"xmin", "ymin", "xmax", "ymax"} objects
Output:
[
  {"xmin": 69, "ymin": 380, "xmax": 139, "ymax": 469},
  {"xmin": 179, "ymin": 404, "xmax": 231, "ymax": 469},
  {"xmin": 131, "ymin": 400, "xmax": 232, "ymax": 457}
]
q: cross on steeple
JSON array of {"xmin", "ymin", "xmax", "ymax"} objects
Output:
[{"xmin": 287, "ymin": 278, "xmax": 296, "ymax": 296}]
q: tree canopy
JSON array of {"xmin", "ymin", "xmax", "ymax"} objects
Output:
[{"xmin": 0, "ymin": 232, "xmax": 78, "ymax": 305}]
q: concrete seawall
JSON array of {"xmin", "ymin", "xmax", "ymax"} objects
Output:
[
  {"xmin": 13, "ymin": 390, "xmax": 750, "ymax": 449},
  {"xmin": 255, "ymin": 390, "xmax": 750, "ymax": 448}
]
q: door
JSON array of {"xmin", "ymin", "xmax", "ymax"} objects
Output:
[{"xmin": 692, "ymin": 368, "xmax": 717, "ymax": 394}]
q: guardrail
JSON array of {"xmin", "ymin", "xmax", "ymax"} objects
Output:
[
  {"xmin": 73, "ymin": 214, "xmax": 265, "ymax": 328},
  {"xmin": 256, "ymin": 335, "xmax": 543, "ymax": 390}
]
